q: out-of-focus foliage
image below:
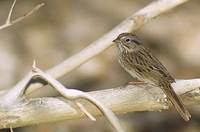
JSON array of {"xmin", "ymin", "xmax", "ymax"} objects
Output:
[{"xmin": 0, "ymin": 0, "xmax": 199, "ymax": 132}]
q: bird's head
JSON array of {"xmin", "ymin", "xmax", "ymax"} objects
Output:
[{"xmin": 113, "ymin": 32, "xmax": 141, "ymax": 51}]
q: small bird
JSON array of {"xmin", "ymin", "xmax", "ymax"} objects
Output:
[{"xmin": 113, "ymin": 32, "xmax": 191, "ymax": 121}]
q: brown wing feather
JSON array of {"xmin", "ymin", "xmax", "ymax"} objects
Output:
[{"xmin": 132, "ymin": 46, "xmax": 175, "ymax": 83}]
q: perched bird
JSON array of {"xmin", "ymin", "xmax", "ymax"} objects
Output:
[{"xmin": 113, "ymin": 32, "xmax": 191, "ymax": 121}]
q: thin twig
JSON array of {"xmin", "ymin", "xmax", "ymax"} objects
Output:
[
  {"xmin": 0, "ymin": 0, "xmax": 44, "ymax": 30},
  {"xmin": 10, "ymin": 127, "xmax": 13, "ymax": 132},
  {"xmin": 6, "ymin": 0, "xmax": 16, "ymax": 24},
  {"xmin": 25, "ymin": 0, "xmax": 190, "ymax": 94},
  {"xmin": 11, "ymin": 3, "xmax": 45, "ymax": 25},
  {"xmin": 76, "ymin": 102, "xmax": 96, "ymax": 121}
]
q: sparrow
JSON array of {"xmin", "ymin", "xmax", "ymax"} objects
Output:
[{"xmin": 113, "ymin": 32, "xmax": 191, "ymax": 121}]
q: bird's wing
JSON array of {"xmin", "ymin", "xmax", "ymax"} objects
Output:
[{"xmin": 133, "ymin": 47, "xmax": 175, "ymax": 83}]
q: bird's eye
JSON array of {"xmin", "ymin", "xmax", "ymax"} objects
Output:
[{"xmin": 125, "ymin": 38, "xmax": 131, "ymax": 43}]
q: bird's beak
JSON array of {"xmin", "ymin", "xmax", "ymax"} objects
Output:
[{"xmin": 113, "ymin": 37, "xmax": 119, "ymax": 43}]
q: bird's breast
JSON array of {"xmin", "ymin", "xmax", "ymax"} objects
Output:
[{"xmin": 118, "ymin": 51, "xmax": 142, "ymax": 78}]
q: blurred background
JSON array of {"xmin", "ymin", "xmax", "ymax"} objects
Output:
[{"xmin": 0, "ymin": 0, "xmax": 200, "ymax": 132}]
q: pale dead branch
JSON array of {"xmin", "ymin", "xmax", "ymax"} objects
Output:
[
  {"xmin": 0, "ymin": 79, "xmax": 199, "ymax": 129},
  {"xmin": 0, "ymin": 64, "xmax": 124, "ymax": 132},
  {"xmin": 0, "ymin": 0, "xmax": 44, "ymax": 30}
]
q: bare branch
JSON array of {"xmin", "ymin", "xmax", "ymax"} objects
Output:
[
  {"xmin": 47, "ymin": 0, "xmax": 189, "ymax": 78},
  {"xmin": 0, "ymin": 79, "xmax": 199, "ymax": 129},
  {"xmin": 25, "ymin": 0, "xmax": 190, "ymax": 94},
  {"xmin": 0, "ymin": 65, "xmax": 124, "ymax": 132},
  {"xmin": 31, "ymin": 67, "xmax": 124, "ymax": 132},
  {"xmin": 6, "ymin": 0, "xmax": 16, "ymax": 24},
  {"xmin": 0, "ymin": 0, "xmax": 44, "ymax": 30},
  {"xmin": 0, "ymin": 71, "xmax": 33, "ymax": 108}
]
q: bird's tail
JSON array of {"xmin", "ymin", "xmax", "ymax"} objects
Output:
[{"xmin": 160, "ymin": 81, "xmax": 191, "ymax": 121}]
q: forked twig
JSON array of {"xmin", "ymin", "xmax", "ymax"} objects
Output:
[
  {"xmin": 31, "ymin": 65, "xmax": 124, "ymax": 132},
  {"xmin": 0, "ymin": 0, "xmax": 44, "ymax": 30},
  {"xmin": 0, "ymin": 63, "xmax": 124, "ymax": 132}
]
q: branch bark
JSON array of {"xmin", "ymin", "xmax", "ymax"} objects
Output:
[
  {"xmin": 25, "ymin": 0, "xmax": 190, "ymax": 94},
  {"xmin": 0, "ymin": 79, "xmax": 199, "ymax": 129}
]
